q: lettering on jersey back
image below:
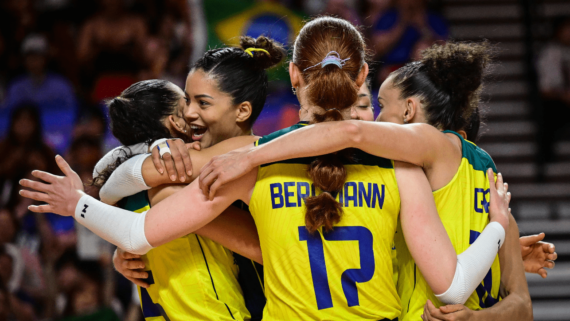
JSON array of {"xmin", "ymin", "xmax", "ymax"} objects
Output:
[
  {"xmin": 474, "ymin": 188, "xmax": 490, "ymax": 214},
  {"xmin": 270, "ymin": 181, "xmax": 385, "ymax": 209}
]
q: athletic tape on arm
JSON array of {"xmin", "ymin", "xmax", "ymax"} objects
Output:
[
  {"xmin": 93, "ymin": 143, "xmax": 149, "ymax": 179},
  {"xmin": 435, "ymin": 221, "xmax": 506, "ymax": 305},
  {"xmin": 99, "ymin": 154, "xmax": 151, "ymax": 205},
  {"xmin": 75, "ymin": 194, "xmax": 153, "ymax": 255}
]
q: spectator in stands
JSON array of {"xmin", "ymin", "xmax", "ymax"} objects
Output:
[
  {"xmin": 371, "ymin": 0, "xmax": 448, "ymax": 82},
  {"xmin": 66, "ymin": 135, "xmax": 103, "ymax": 198},
  {"xmin": 323, "ymin": 0, "xmax": 362, "ymax": 26},
  {"xmin": 77, "ymin": 0, "xmax": 147, "ymax": 87},
  {"xmin": 0, "ymin": 104, "xmax": 57, "ymax": 207},
  {"xmin": 3, "ymin": 34, "xmax": 77, "ymax": 113},
  {"xmin": 60, "ymin": 263, "xmax": 120, "ymax": 321},
  {"xmin": 537, "ymin": 15, "xmax": 570, "ymax": 171}
]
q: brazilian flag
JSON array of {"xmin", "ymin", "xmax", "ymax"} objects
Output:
[{"xmin": 204, "ymin": 0, "xmax": 306, "ymax": 82}]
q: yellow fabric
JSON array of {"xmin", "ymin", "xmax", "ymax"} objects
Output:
[
  {"xmin": 250, "ymin": 159, "xmax": 402, "ymax": 320},
  {"xmin": 123, "ymin": 193, "xmax": 250, "ymax": 321},
  {"xmin": 396, "ymin": 136, "xmax": 501, "ymax": 321}
]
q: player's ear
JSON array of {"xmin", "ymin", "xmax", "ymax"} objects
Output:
[
  {"xmin": 168, "ymin": 115, "xmax": 186, "ymax": 134},
  {"xmin": 289, "ymin": 62, "xmax": 301, "ymax": 90},
  {"xmin": 355, "ymin": 63, "xmax": 369, "ymax": 88},
  {"xmin": 236, "ymin": 101, "xmax": 253, "ymax": 123},
  {"xmin": 403, "ymin": 97, "xmax": 417, "ymax": 123}
]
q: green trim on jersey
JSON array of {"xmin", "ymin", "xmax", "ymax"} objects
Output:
[
  {"xmin": 443, "ymin": 130, "xmax": 497, "ymax": 173},
  {"xmin": 256, "ymin": 121, "xmax": 393, "ymax": 169},
  {"xmin": 117, "ymin": 191, "xmax": 150, "ymax": 212}
]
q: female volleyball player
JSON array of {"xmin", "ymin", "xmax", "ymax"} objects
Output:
[
  {"xmin": 198, "ymin": 41, "xmax": 535, "ymax": 320},
  {"xmin": 90, "ymin": 36, "xmax": 285, "ymax": 321},
  {"xmin": 21, "ymin": 17, "xmax": 510, "ymax": 320}
]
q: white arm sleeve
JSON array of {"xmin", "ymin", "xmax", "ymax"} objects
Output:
[
  {"xmin": 435, "ymin": 222, "xmax": 506, "ymax": 305},
  {"xmin": 93, "ymin": 143, "xmax": 149, "ymax": 179},
  {"xmin": 75, "ymin": 194, "xmax": 152, "ymax": 255},
  {"xmin": 99, "ymin": 154, "xmax": 151, "ymax": 204}
]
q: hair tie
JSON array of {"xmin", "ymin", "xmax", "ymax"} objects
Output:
[
  {"xmin": 303, "ymin": 51, "xmax": 350, "ymax": 72},
  {"xmin": 245, "ymin": 48, "xmax": 270, "ymax": 57}
]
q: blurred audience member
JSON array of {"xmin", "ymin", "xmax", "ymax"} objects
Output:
[
  {"xmin": 323, "ymin": 0, "xmax": 362, "ymax": 26},
  {"xmin": 0, "ymin": 0, "xmax": 37, "ymax": 80},
  {"xmin": 72, "ymin": 110, "xmax": 107, "ymax": 141},
  {"xmin": 3, "ymin": 34, "xmax": 77, "ymax": 113},
  {"xmin": 361, "ymin": 0, "xmax": 392, "ymax": 28},
  {"xmin": 537, "ymin": 15, "xmax": 570, "ymax": 170},
  {"xmin": 60, "ymin": 263, "xmax": 120, "ymax": 321},
  {"xmin": 371, "ymin": 0, "xmax": 448, "ymax": 82},
  {"xmin": 0, "ymin": 104, "xmax": 57, "ymax": 207},
  {"xmin": 2, "ymin": 35, "xmax": 77, "ymax": 152},
  {"xmin": 66, "ymin": 135, "xmax": 103, "ymax": 199},
  {"xmin": 77, "ymin": 0, "xmax": 147, "ymax": 97}
]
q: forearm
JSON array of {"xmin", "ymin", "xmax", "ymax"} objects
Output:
[
  {"xmin": 471, "ymin": 214, "xmax": 532, "ymax": 320},
  {"xmin": 246, "ymin": 121, "xmax": 437, "ymax": 169},
  {"xmin": 93, "ymin": 143, "xmax": 149, "ymax": 179},
  {"xmin": 99, "ymin": 154, "xmax": 151, "ymax": 204},
  {"xmin": 143, "ymin": 135, "xmax": 259, "ymax": 187},
  {"xmin": 195, "ymin": 206, "xmax": 262, "ymax": 264}
]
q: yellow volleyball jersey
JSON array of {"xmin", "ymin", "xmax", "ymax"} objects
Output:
[
  {"xmin": 395, "ymin": 130, "xmax": 500, "ymax": 321},
  {"xmin": 249, "ymin": 122, "xmax": 402, "ymax": 321},
  {"xmin": 119, "ymin": 191, "xmax": 250, "ymax": 321}
]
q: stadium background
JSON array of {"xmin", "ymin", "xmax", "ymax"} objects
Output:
[{"xmin": 0, "ymin": 0, "xmax": 569, "ymax": 320}]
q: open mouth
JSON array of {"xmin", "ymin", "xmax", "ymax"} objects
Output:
[{"xmin": 190, "ymin": 124, "xmax": 207, "ymax": 141}]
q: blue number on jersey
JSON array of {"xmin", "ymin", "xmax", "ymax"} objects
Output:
[
  {"xmin": 140, "ymin": 270, "xmax": 171, "ymax": 320},
  {"xmin": 299, "ymin": 226, "xmax": 375, "ymax": 310},
  {"xmin": 470, "ymin": 230, "xmax": 499, "ymax": 307}
]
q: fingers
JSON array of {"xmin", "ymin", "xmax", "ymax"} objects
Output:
[
  {"xmin": 199, "ymin": 161, "xmax": 215, "ymax": 196},
  {"xmin": 55, "ymin": 155, "xmax": 75, "ymax": 177},
  {"xmin": 19, "ymin": 189, "xmax": 50, "ymax": 203},
  {"xmin": 151, "ymin": 147, "xmax": 164, "ymax": 175},
  {"xmin": 162, "ymin": 153, "xmax": 177, "ymax": 181},
  {"xmin": 188, "ymin": 142, "xmax": 201, "ymax": 151},
  {"xmin": 120, "ymin": 251, "xmax": 142, "ymax": 260},
  {"xmin": 540, "ymin": 241, "xmax": 555, "ymax": 254},
  {"xmin": 487, "ymin": 168, "xmax": 496, "ymax": 193},
  {"xmin": 538, "ymin": 268, "xmax": 548, "ymax": 279},
  {"xmin": 208, "ymin": 179, "xmax": 222, "ymax": 201},
  {"xmin": 439, "ymin": 304, "xmax": 464, "ymax": 314},
  {"xmin": 174, "ymin": 140, "xmax": 193, "ymax": 177},
  {"xmin": 126, "ymin": 276, "xmax": 150, "ymax": 288},
  {"xmin": 122, "ymin": 258, "xmax": 146, "ymax": 270},
  {"xmin": 519, "ymin": 233, "xmax": 545, "ymax": 246},
  {"xmin": 31, "ymin": 170, "xmax": 58, "ymax": 184},
  {"xmin": 545, "ymin": 260, "xmax": 555, "ymax": 269},
  {"xmin": 496, "ymin": 172, "xmax": 504, "ymax": 193},
  {"xmin": 170, "ymin": 144, "xmax": 188, "ymax": 182},
  {"xmin": 20, "ymin": 179, "xmax": 51, "ymax": 193},
  {"xmin": 547, "ymin": 252, "xmax": 558, "ymax": 261},
  {"xmin": 27, "ymin": 204, "xmax": 54, "ymax": 213}
]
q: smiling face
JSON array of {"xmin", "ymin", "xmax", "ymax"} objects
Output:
[{"xmin": 184, "ymin": 69, "xmax": 245, "ymax": 148}]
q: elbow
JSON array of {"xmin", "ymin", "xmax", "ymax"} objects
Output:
[{"xmin": 519, "ymin": 292, "xmax": 533, "ymax": 321}]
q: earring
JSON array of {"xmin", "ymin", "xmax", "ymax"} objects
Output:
[
  {"xmin": 403, "ymin": 117, "xmax": 408, "ymax": 124},
  {"xmin": 292, "ymin": 86, "xmax": 297, "ymax": 95}
]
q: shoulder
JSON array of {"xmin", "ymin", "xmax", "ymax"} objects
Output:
[{"xmin": 256, "ymin": 122, "xmax": 308, "ymax": 146}]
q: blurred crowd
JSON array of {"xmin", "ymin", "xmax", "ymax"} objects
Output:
[{"xmin": 0, "ymin": 0, "xmax": 453, "ymax": 320}]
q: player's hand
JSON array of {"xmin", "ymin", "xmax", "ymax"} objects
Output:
[
  {"xmin": 520, "ymin": 233, "xmax": 557, "ymax": 278},
  {"xmin": 199, "ymin": 146, "xmax": 254, "ymax": 200},
  {"xmin": 422, "ymin": 300, "xmax": 473, "ymax": 321},
  {"xmin": 151, "ymin": 139, "xmax": 200, "ymax": 182},
  {"xmin": 19, "ymin": 155, "xmax": 84, "ymax": 217},
  {"xmin": 487, "ymin": 169, "xmax": 510, "ymax": 232},
  {"xmin": 113, "ymin": 248, "xmax": 149, "ymax": 288}
]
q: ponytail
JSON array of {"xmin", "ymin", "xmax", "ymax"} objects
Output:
[{"xmin": 292, "ymin": 17, "xmax": 367, "ymax": 233}]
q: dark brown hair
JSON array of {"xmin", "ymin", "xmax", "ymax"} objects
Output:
[
  {"xmin": 293, "ymin": 17, "xmax": 366, "ymax": 233},
  {"xmin": 390, "ymin": 41, "xmax": 491, "ymax": 132}
]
